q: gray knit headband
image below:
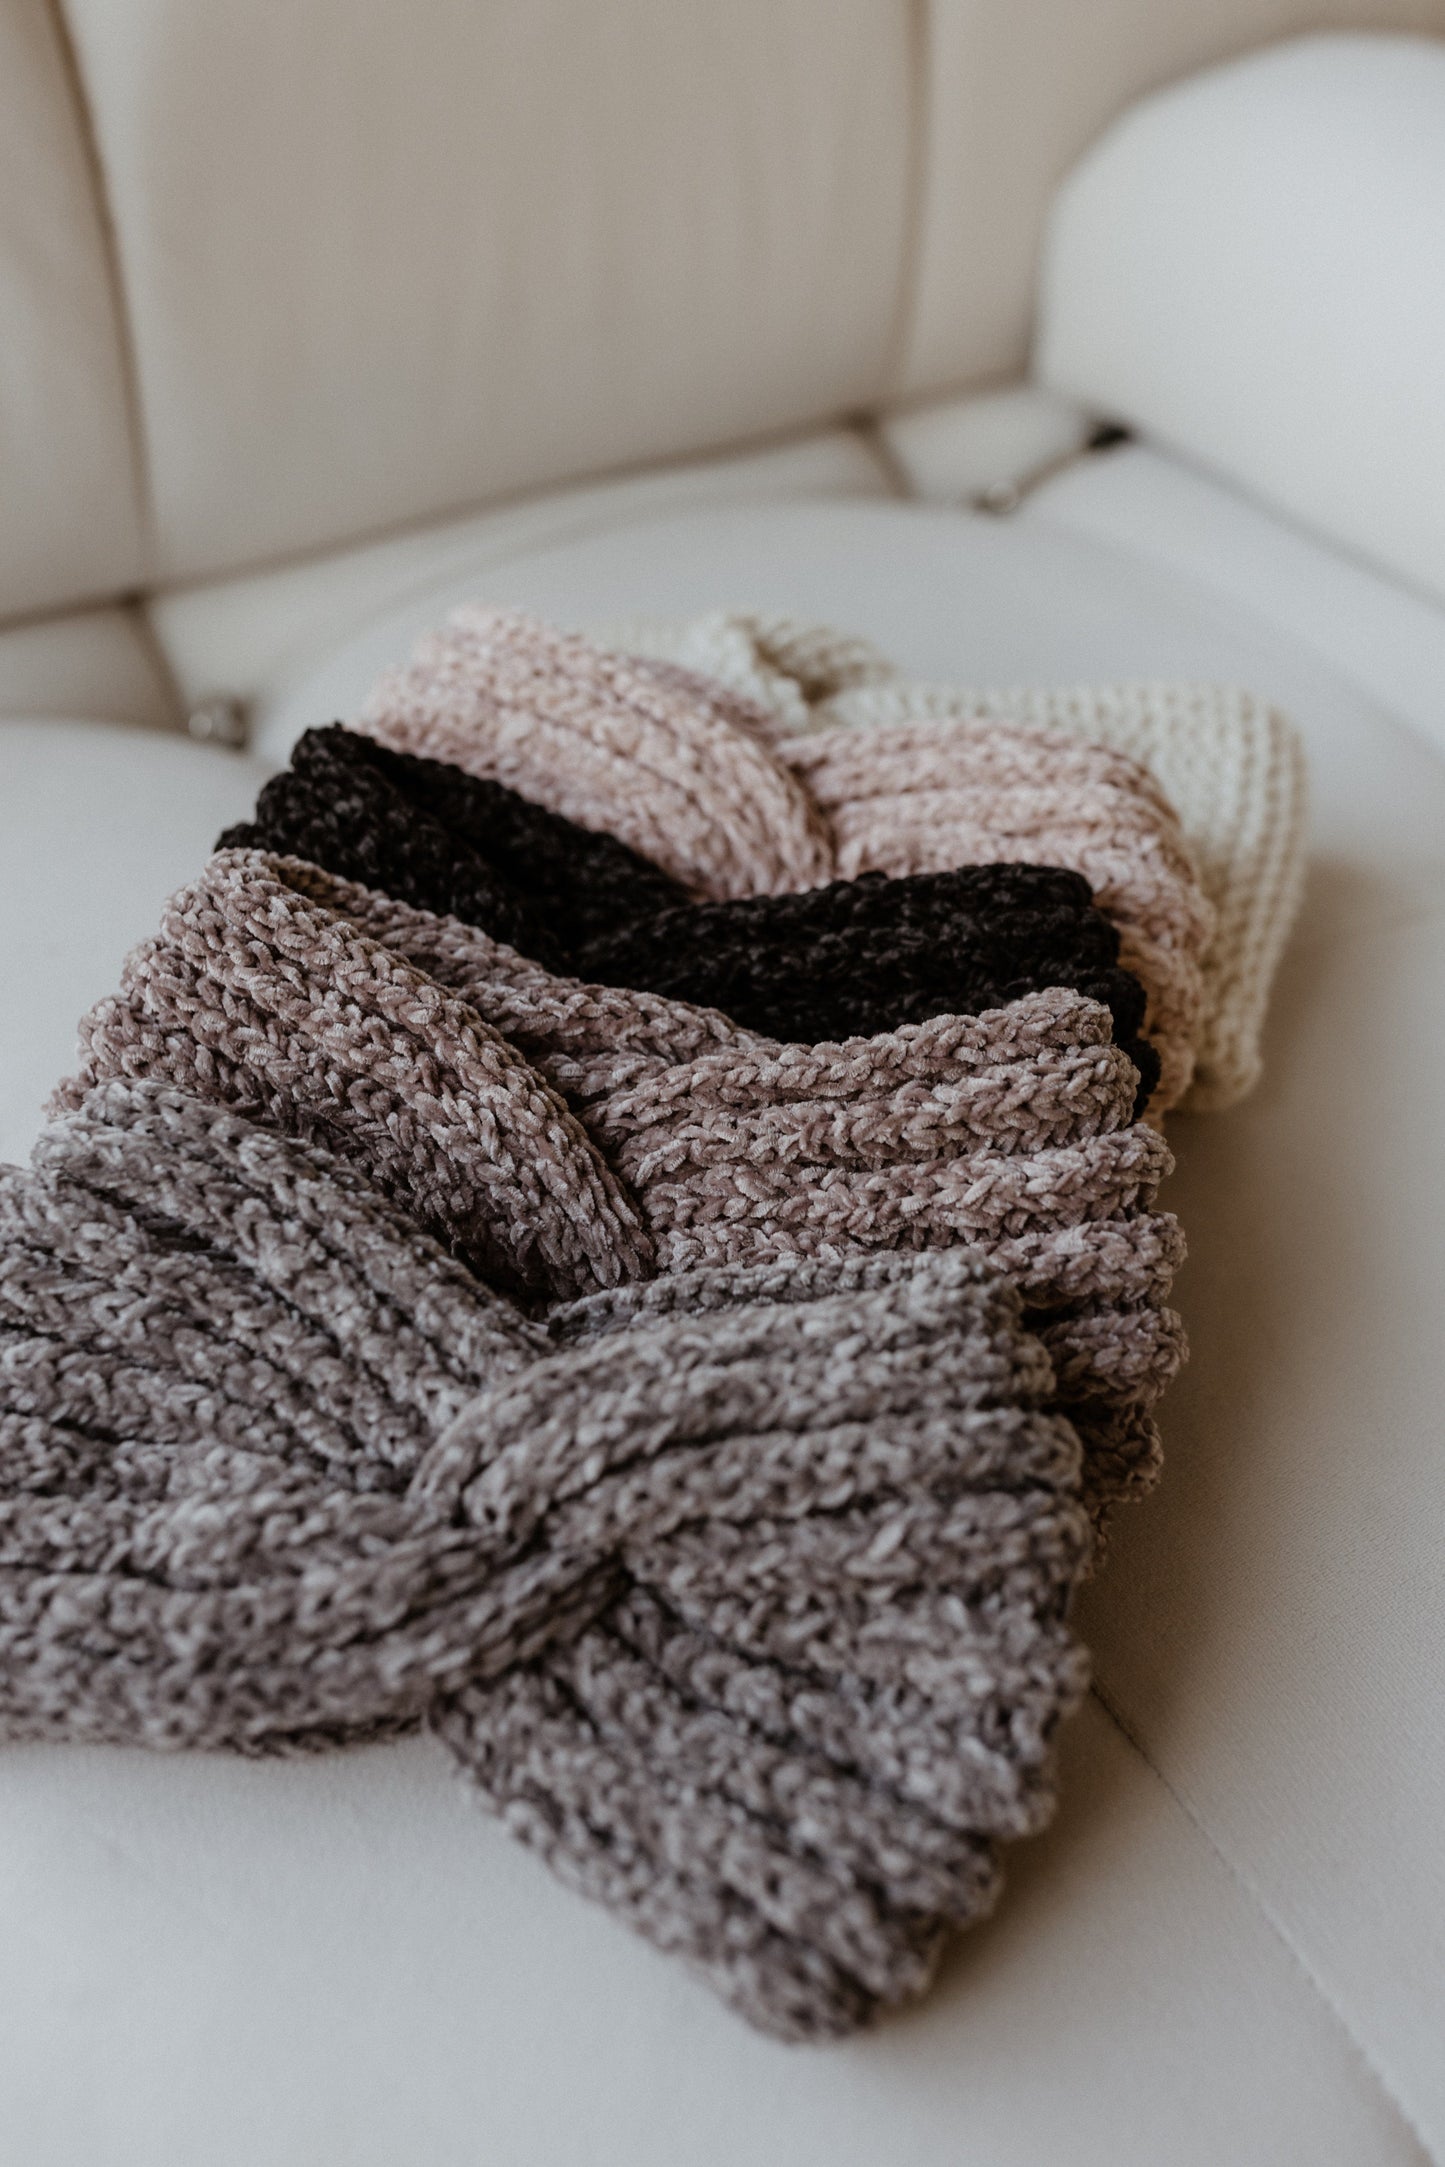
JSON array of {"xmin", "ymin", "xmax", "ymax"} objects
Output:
[
  {"xmin": 0, "ymin": 1079, "xmax": 1090, "ymax": 2038},
  {"xmin": 56, "ymin": 849, "xmax": 1185, "ymax": 1522}
]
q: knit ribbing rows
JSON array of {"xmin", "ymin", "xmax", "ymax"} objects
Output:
[
  {"xmin": 600, "ymin": 610, "xmax": 1306, "ymax": 1111},
  {"xmin": 361, "ymin": 601, "xmax": 835, "ymax": 898},
  {"xmin": 361, "ymin": 608, "xmax": 1215, "ymax": 1112},
  {"xmin": 55, "ymin": 851, "xmax": 1184, "ymax": 1517},
  {"xmin": 778, "ymin": 715, "xmax": 1209, "ymax": 1115},
  {"xmin": 0, "ymin": 1080, "xmax": 1089, "ymax": 2037},
  {"xmin": 223, "ymin": 724, "xmax": 1159, "ymax": 1105},
  {"xmin": 221, "ymin": 721, "xmax": 688, "ymax": 961}
]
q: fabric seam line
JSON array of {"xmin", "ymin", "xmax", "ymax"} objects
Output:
[
  {"xmin": 45, "ymin": 0, "xmax": 159, "ymax": 576},
  {"xmin": 1088, "ymin": 1680, "xmax": 1438, "ymax": 2166}
]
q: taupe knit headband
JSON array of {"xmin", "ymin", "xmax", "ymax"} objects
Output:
[
  {"xmin": 56, "ymin": 849, "xmax": 1184, "ymax": 1520},
  {"xmin": 1, "ymin": 1079, "xmax": 1090, "ymax": 2038},
  {"xmin": 360, "ymin": 607, "xmax": 1214, "ymax": 1112}
]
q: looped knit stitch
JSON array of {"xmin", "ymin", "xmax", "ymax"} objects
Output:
[
  {"xmin": 224, "ymin": 724, "xmax": 1160, "ymax": 1105},
  {"xmin": 0, "ymin": 1079, "xmax": 1091, "ymax": 2038},
  {"xmin": 597, "ymin": 612, "xmax": 1305, "ymax": 1112},
  {"xmin": 361, "ymin": 603, "xmax": 836, "ymax": 898},
  {"xmin": 51, "ymin": 851, "xmax": 653, "ymax": 1303},
  {"xmin": 358, "ymin": 608, "xmax": 1213, "ymax": 1112},
  {"xmin": 220, "ymin": 721, "xmax": 688, "ymax": 960},
  {"xmin": 778, "ymin": 714, "xmax": 1211, "ymax": 1114},
  {"xmin": 55, "ymin": 852, "xmax": 1184, "ymax": 1517}
]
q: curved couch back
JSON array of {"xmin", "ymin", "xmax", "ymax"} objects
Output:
[{"xmin": 7, "ymin": 0, "xmax": 1445, "ymax": 619}]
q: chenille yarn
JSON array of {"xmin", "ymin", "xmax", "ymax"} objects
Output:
[
  {"xmin": 775, "ymin": 714, "xmax": 1209, "ymax": 1114},
  {"xmin": 54, "ymin": 852, "xmax": 654, "ymax": 1304},
  {"xmin": 0, "ymin": 1077, "xmax": 1091, "ymax": 2038},
  {"xmin": 224, "ymin": 724, "xmax": 1159, "ymax": 1104},
  {"xmin": 360, "ymin": 608, "xmax": 1213, "ymax": 1113},
  {"xmin": 869, "ymin": 681, "xmax": 1306, "ymax": 1111},
  {"xmin": 221, "ymin": 721, "xmax": 686, "ymax": 960},
  {"xmin": 360, "ymin": 603, "xmax": 835, "ymax": 898},
  {"xmin": 55, "ymin": 851, "xmax": 1184, "ymax": 1516},
  {"xmin": 599, "ymin": 612, "xmax": 1305, "ymax": 1110}
]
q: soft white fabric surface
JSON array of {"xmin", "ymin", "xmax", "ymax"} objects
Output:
[
  {"xmin": 901, "ymin": 0, "xmax": 1445, "ymax": 394},
  {"xmin": 1038, "ymin": 33, "xmax": 1445, "ymax": 606},
  {"xmin": 3, "ymin": 495, "xmax": 1443, "ymax": 2162},
  {"xmin": 0, "ymin": 608, "xmax": 179, "ymax": 730},
  {"xmin": 60, "ymin": 0, "xmax": 910, "ymax": 583},
  {"xmin": 0, "ymin": 1698, "xmax": 1418, "ymax": 2167},
  {"xmin": 875, "ymin": 384, "xmax": 1092, "ymax": 505},
  {"xmin": 0, "ymin": 0, "xmax": 144, "ymax": 620},
  {"xmin": 0, "ymin": 721, "xmax": 267, "ymax": 1165},
  {"xmin": 1025, "ymin": 440, "xmax": 1445, "ymax": 762},
  {"xmin": 151, "ymin": 428, "xmax": 895, "ymax": 733},
  {"xmin": 11, "ymin": 0, "xmax": 1444, "ymax": 607}
]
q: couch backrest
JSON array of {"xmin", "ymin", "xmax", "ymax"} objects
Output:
[{"xmin": 7, "ymin": 0, "xmax": 1445, "ymax": 619}]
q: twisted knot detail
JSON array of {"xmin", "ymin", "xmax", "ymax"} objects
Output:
[{"xmin": 0, "ymin": 1082, "xmax": 1089, "ymax": 2038}]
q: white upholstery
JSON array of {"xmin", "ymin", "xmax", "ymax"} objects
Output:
[
  {"xmin": 0, "ymin": 1, "xmax": 142, "ymax": 620},
  {"xmin": 0, "ymin": 1698, "xmax": 1415, "ymax": 2167},
  {"xmin": 5, "ymin": 5, "xmax": 1445, "ymax": 619},
  {"xmin": 61, "ymin": 0, "xmax": 910, "ymax": 583},
  {"xmin": 0, "ymin": 608, "xmax": 179, "ymax": 730},
  {"xmin": 1027, "ymin": 441, "xmax": 1445, "ymax": 762},
  {"xmin": 0, "ymin": 720, "xmax": 266, "ymax": 1165},
  {"xmin": 150, "ymin": 426, "xmax": 895, "ymax": 730},
  {"xmin": 4, "ymin": 491, "xmax": 1442, "ymax": 2161},
  {"xmin": 901, "ymin": 0, "xmax": 1445, "ymax": 393},
  {"xmin": 875, "ymin": 384, "xmax": 1092, "ymax": 505},
  {"xmin": 1037, "ymin": 34, "xmax": 1445, "ymax": 605}
]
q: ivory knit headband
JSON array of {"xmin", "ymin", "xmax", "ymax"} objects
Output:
[
  {"xmin": 359, "ymin": 607, "xmax": 1214, "ymax": 1114},
  {"xmin": 55, "ymin": 850, "xmax": 1184, "ymax": 1520},
  {"xmin": 0, "ymin": 1078, "xmax": 1091, "ymax": 2038},
  {"xmin": 224, "ymin": 723, "xmax": 1160, "ymax": 1105},
  {"xmin": 599, "ymin": 611, "xmax": 1307, "ymax": 1111}
]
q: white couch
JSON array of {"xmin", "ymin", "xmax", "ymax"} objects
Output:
[{"xmin": 4, "ymin": 9, "xmax": 1445, "ymax": 2163}]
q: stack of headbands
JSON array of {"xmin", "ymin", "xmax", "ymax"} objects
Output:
[{"xmin": 0, "ymin": 604, "xmax": 1305, "ymax": 2039}]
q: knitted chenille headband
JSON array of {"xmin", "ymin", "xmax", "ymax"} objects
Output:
[
  {"xmin": 56, "ymin": 849, "xmax": 1184, "ymax": 1520},
  {"xmin": 598, "ymin": 610, "xmax": 1308, "ymax": 1111},
  {"xmin": 1, "ymin": 1079, "xmax": 1091, "ymax": 2038},
  {"xmin": 222, "ymin": 723, "xmax": 1160, "ymax": 1103},
  {"xmin": 359, "ymin": 608, "xmax": 1217, "ymax": 1113},
  {"xmin": 5, "ymin": 588, "xmax": 1298, "ymax": 2043}
]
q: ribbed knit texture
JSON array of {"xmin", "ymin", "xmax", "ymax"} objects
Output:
[
  {"xmin": 599, "ymin": 612, "xmax": 1305, "ymax": 1111},
  {"xmin": 361, "ymin": 603, "xmax": 836, "ymax": 898},
  {"xmin": 221, "ymin": 721, "xmax": 687, "ymax": 960},
  {"xmin": 777, "ymin": 714, "xmax": 1209, "ymax": 1116},
  {"xmin": 361, "ymin": 608, "xmax": 1213, "ymax": 1113},
  {"xmin": 224, "ymin": 725, "xmax": 1159, "ymax": 1107},
  {"xmin": 1, "ymin": 1078, "xmax": 1091, "ymax": 2038},
  {"xmin": 54, "ymin": 851, "xmax": 1184, "ymax": 1518},
  {"xmin": 4, "ymin": 600, "xmax": 1247, "ymax": 2040},
  {"xmin": 895, "ymin": 682, "xmax": 1307, "ymax": 1111}
]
